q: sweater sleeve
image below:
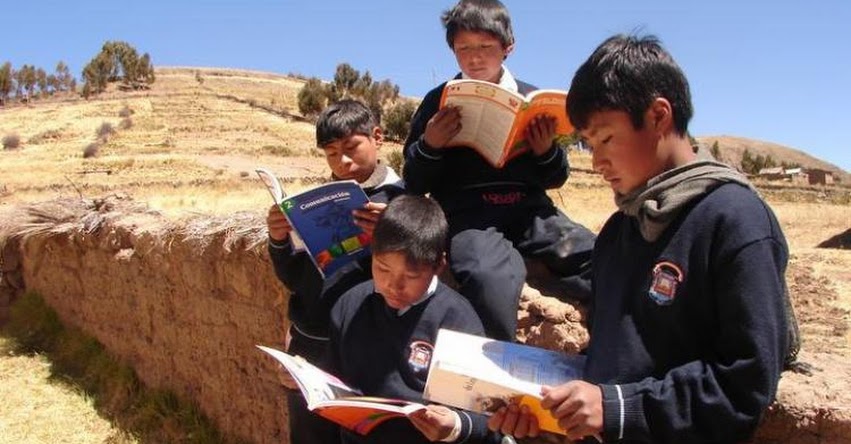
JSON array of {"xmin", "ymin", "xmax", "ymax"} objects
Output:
[
  {"xmin": 599, "ymin": 238, "xmax": 788, "ymax": 443},
  {"xmin": 267, "ymin": 237, "xmax": 315, "ymax": 289},
  {"xmin": 529, "ymin": 143, "xmax": 569, "ymax": 189},
  {"xmin": 403, "ymin": 88, "xmax": 444, "ymax": 196}
]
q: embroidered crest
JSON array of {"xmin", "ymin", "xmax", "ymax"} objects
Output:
[
  {"xmin": 648, "ymin": 261, "xmax": 683, "ymax": 306},
  {"xmin": 407, "ymin": 340, "xmax": 434, "ymax": 373}
]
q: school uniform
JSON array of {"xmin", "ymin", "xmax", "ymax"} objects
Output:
[
  {"xmin": 267, "ymin": 164, "xmax": 404, "ymax": 444},
  {"xmin": 584, "ymin": 182, "xmax": 789, "ymax": 443},
  {"xmin": 329, "ymin": 278, "xmax": 502, "ymax": 444},
  {"xmin": 403, "ymin": 68, "xmax": 596, "ymax": 340}
]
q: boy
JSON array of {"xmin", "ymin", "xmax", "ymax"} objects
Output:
[
  {"xmin": 403, "ymin": 0, "xmax": 596, "ymax": 341},
  {"xmin": 327, "ymin": 195, "xmax": 502, "ymax": 444},
  {"xmin": 267, "ymin": 99, "xmax": 405, "ymax": 444},
  {"xmin": 491, "ymin": 34, "xmax": 791, "ymax": 443}
]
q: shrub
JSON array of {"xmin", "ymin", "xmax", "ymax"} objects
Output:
[
  {"xmin": 386, "ymin": 149, "xmax": 405, "ymax": 175},
  {"xmin": 118, "ymin": 105, "xmax": 133, "ymax": 117},
  {"xmin": 2, "ymin": 133, "xmax": 21, "ymax": 150},
  {"xmin": 28, "ymin": 129, "xmax": 63, "ymax": 144},
  {"xmin": 83, "ymin": 142, "xmax": 100, "ymax": 158},
  {"xmin": 119, "ymin": 117, "xmax": 133, "ymax": 130},
  {"xmin": 383, "ymin": 100, "xmax": 418, "ymax": 142},
  {"xmin": 297, "ymin": 77, "xmax": 327, "ymax": 119},
  {"xmin": 96, "ymin": 121, "xmax": 115, "ymax": 141}
]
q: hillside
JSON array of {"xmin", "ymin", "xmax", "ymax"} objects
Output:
[{"xmin": 697, "ymin": 135, "xmax": 849, "ymax": 184}]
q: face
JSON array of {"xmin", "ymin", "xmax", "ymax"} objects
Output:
[
  {"xmin": 372, "ymin": 251, "xmax": 441, "ymax": 310},
  {"xmin": 321, "ymin": 128, "xmax": 381, "ymax": 183},
  {"xmin": 452, "ymin": 30, "xmax": 512, "ymax": 84},
  {"xmin": 579, "ymin": 109, "xmax": 663, "ymax": 195}
]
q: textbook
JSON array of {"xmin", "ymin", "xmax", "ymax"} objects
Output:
[
  {"xmin": 439, "ymin": 78, "xmax": 574, "ymax": 168},
  {"xmin": 256, "ymin": 168, "xmax": 372, "ymax": 278},
  {"xmin": 257, "ymin": 345, "xmax": 426, "ymax": 435},
  {"xmin": 423, "ymin": 329, "xmax": 585, "ymax": 435}
]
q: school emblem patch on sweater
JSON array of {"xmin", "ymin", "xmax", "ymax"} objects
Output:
[
  {"xmin": 408, "ymin": 340, "xmax": 434, "ymax": 374},
  {"xmin": 649, "ymin": 261, "xmax": 683, "ymax": 305}
]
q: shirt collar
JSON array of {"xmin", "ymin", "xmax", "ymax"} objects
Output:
[
  {"xmin": 461, "ymin": 65, "xmax": 518, "ymax": 92},
  {"xmin": 396, "ymin": 276, "xmax": 439, "ymax": 316}
]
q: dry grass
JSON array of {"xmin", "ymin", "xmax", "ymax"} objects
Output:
[{"xmin": 0, "ymin": 338, "xmax": 136, "ymax": 444}]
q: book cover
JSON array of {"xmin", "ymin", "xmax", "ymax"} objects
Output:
[
  {"xmin": 257, "ymin": 345, "xmax": 426, "ymax": 435},
  {"xmin": 423, "ymin": 328, "xmax": 585, "ymax": 435},
  {"xmin": 256, "ymin": 168, "xmax": 372, "ymax": 278},
  {"xmin": 439, "ymin": 79, "xmax": 573, "ymax": 168}
]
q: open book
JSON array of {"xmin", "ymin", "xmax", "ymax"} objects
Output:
[
  {"xmin": 256, "ymin": 168, "xmax": 372, "ymax": 278},
  {"xmin": 257, "ymin": 345, "xmax": 426, "ymax": 435},
  {"xmin": 439, "ymin": 78, "xmax": 574, "ymax": 168},
  {"xmin": 423, "ymin": 329, "xmax": 585, "ymax": 435}
]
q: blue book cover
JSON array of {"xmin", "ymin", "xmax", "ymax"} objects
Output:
[{"xmin": 257, "ymin": 168, "xmax": 371, "ymax": 278}]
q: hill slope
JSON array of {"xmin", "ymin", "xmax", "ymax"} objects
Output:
[{"xmin": 697, "ymin": 135, "xmax": 849, "ymax": 183}]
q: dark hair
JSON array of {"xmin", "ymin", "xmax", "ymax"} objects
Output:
[
  {"xmin": 315, "ymin": 99, "xmax": 378, "ymax": 148},
  {"xmin": 442, "ymin": 0, "xmax": 514, "ymax": 50},
  {"xmin": 567, "ymin": 34, "xmax": 693, "ymax": 136},
  {"xmin": 372, "ymin": 195, "xmax": 448, "ymax": 267}
]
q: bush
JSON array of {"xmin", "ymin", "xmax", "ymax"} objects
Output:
[
  {"xmin": 96, "ymin": 121, "xmax": 115, "ymax": 141},
  {"xmin": 28, "ymin": 129, "xmax": 63, "ymax": 144},
  {"xmin": 386, "ymin": 149, "xmax": 405, "ymax": 175},
  {"xmin": 83, "ymin": 142, "xmax": 100, "ymax": 158},
  {"xmin": 297, "ymin": 77, "xmax": 327, "ymax": 119},
  {"xmin": 2, "ymin": 133, "xmax": 21, "ymax": 150},
  {"xmin": 118, "ymin": 105, "xmax": 133, "ymax": 118},
  {"xmin": 383, "ymin": 100, "xmax": 418, "ymax": 142},
  {"xmin": 119, "ymin": 117, "xmax": 133, "ymax": 130}
]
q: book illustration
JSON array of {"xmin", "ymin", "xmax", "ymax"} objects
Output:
[
  {"xmin": 423, "ymin": 329, "xmax": 585, "ymax": 435},
  {"xmin": 439, "ymin": 79, "xmax": 574, "ymax": 168},
  {"xmin": 257, "ymin": 345, "xmax": 426, "ymax": 435},
  {"xmin": 256, "ymin": 168, "xmax": 372, "ymax": 278}
]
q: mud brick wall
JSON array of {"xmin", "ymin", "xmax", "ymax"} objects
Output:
[{"xmin": 1, "ymin": 196, "xmax": 849, "ymax": 444}]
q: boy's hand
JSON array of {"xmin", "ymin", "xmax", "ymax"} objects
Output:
[
  {"xmin": 423, "ymin": 106, "xmax": 463, "ymax": 149},
  {"xmin": 353, "ymin": 202, "xmax": 387, "ymax": 236},
  {"xmin": 540, "ymin": 381, "xmax": 603, "ymax": 441},
  {"xmin": 488, "ymin": 402, "xmax": 540, "ymax": 438},
  {"xmin": 266, "ymin": 204, "xmax": 292, "ymax": 242},
  {"xmin": 526, "ymin": 115, "xmax": 557, "ymax": 156},
  {"xmin": 409, "ymin": 405, "xmax": 458, "ymax": 441}
]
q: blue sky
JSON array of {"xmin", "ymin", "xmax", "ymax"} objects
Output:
[{"xmin": 3, "ymin": 0, "xmax": 849, "ymax": 171}]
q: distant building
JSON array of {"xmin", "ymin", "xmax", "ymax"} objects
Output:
[{"xmin": 807, "ymin": 169, "xmax": 835, "ymax": 185}]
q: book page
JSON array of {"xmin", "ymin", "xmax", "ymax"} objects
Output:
[
  {"xmin": 440, "ymin": 80, "xmax": 524, "ymax": 166},
  {"xmin": 504, "ymin": 89, "xmax": 572, "ymax": 161},
  {"xmin": 256, "ymin": 345, "xmax": 360, "ymax": 408},
  {"xmin": 315, "ymin": 398, "xmax": 425, "ymax": 435},
  {"xmin": 423, "ymin": 329, "xmax": 584, "ymax": 435}
]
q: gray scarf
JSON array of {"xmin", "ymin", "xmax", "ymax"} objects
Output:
[
  {"xmin": 615, "ymin": 150, "xmax": 754, "ymax": 242},
  {"xmin": 332, "ymin": 161, "xmax": 388, "ymax": 190}
]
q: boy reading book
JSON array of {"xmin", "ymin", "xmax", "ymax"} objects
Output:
[
  {"xmin": 403, "ymin": 0, "xmax": 596, "ymax": 341},
  {"xmin": 491, "ymin": 34, "xmax": 793, "ymax": 443},
  {"xmin": 266, "ymin": 99, "xmax": 404, "ymax": 444},
  {"xmin": 326, "ymin": 195, "xmax": 502, "ymax": 443}
]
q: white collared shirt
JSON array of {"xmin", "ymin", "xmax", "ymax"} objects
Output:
[
  {"xmin": 396, "ymin": 276, "xmax": 439, "ymax": 316},
  {"xmin": 462, "ymin": 65, "xmax": 518, "ymax": 92}
]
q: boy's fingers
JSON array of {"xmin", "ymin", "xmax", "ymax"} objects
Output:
[
  {"xmin": 487, "ymin": 406, "xmax": 507, "ymax": 431},
  {"xmin": 499, "ymin": 403, "xmax": 520, "ymax": 435}
]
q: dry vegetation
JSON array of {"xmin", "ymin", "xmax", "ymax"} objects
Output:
[{"xmin": 1, "ymin": 67, "xmax": 849, "ymax": 442}]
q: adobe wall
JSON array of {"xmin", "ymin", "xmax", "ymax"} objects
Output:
[{"xmin": 1, "ymin": 196, "xmax": 848, "ymax": 443}]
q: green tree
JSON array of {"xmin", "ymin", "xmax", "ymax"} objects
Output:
[
  {"xmin": 383, "ymin": 99, "xmax": 419, "ymax": 142},
  {"xmin": 298, "ymin": 77, "xmax": 327, "ymax": 119},
  {"xmin": 333, "ymin": 63, "xmax": 360, "ymax": 98},
  {"xmin": 36, "ymin": 68, "xmax": 48, "ymax": 96},
  {"xmin": 0, "ymin": 62, "xmax": 14, "ymax": 105},
  {"xmin": 55, "ymin": 61, "xmax": 75, "ymax": 92},
  {"xmin": 82, "ymin": 41, "xmax": 154, "ymax": 97}
]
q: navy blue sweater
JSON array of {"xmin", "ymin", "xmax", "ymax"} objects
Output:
[
  {"xmin": 268, "ymin": 179, "xmax": 405, "ymax": 339},
  {"xmin": 585, "ymin": 183, "xmax": 789, "ymax": 443},
  {"xmin": 403, "ymin": 76, "xmax": 568, "ymax": 217},
  {"xmin": 329, "ymin": 280, "xmax": 502, "ymax": 444}
]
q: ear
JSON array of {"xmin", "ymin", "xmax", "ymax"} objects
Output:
[
  {"xmin": 503, "ymin": 43, "xmax": 515, "ymax": 60},
  {"xmin": 435, "ymin": 253, "xmax": 448, "ymax": 276},
  {"xmin": 371, "ymin": 126, "xmax": 384, "ymax": 147},
  {"xmin": 647, "ymin": 97, "xmax": 674, "ymax": 133}
]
